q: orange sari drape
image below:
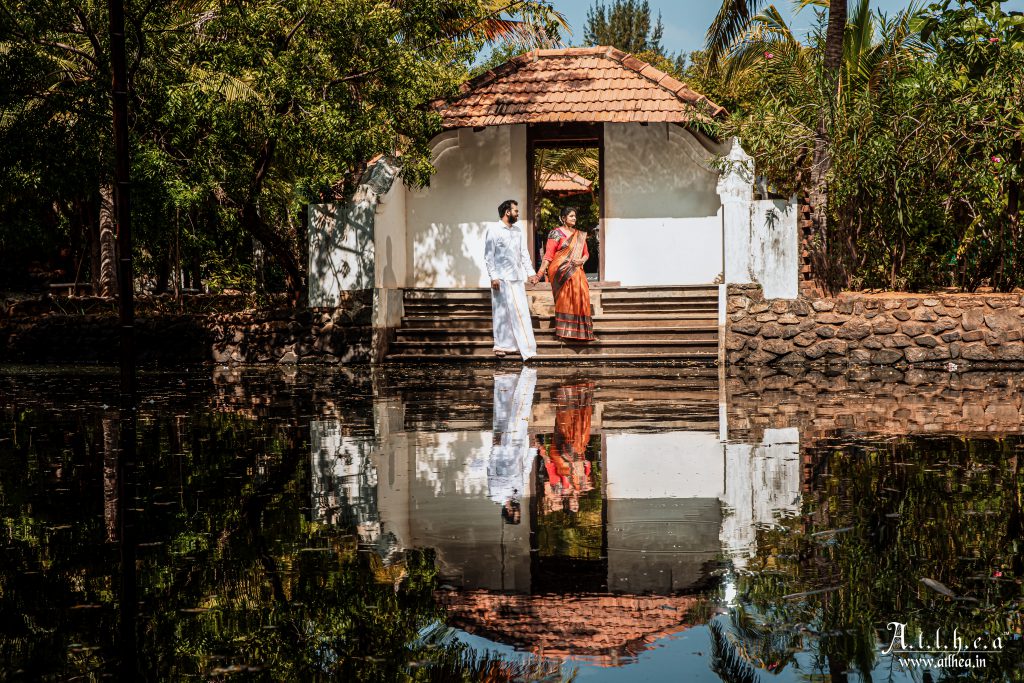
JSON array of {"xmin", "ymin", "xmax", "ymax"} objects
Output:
[
  {"xmin": 547, "ymin": 229, "xmax": 595, "ymax": 341},
  {"xmin": 540, "ymin": 383, "xmax": 595, "ymax": 514}
]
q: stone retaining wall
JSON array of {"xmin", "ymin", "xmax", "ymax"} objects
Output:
[
  {"xmin": 0, "ymin": 290, "xmax": 372, "ymax": 364},
  {"xmin": 726, "ymin": 284, "xmax": 1024, "ymax": 367}
]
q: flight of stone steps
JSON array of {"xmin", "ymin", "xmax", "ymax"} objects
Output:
[{"xmin": 386, "ymin": 286, "xmax": 719, "ymax": 363}]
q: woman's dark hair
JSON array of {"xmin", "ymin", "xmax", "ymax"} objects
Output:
[
  {"xmin": 498, "ymin": 199, "xmax": 517, "ymax": 219},
  {"xmin": 559, "ymin": 206, "xmax": 576, "ymax": 223}
]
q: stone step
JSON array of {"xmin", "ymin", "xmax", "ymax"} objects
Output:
[
  {"xmin": 600, "ymin": 302, "xmax": 718, "ymax": 313},
  {"xmin": 403, "ymin": 303, "xmax": 719, "ymax": 315},
  {"xmin": 376, "ymin": 364, "xmax": 721, "ymax": 384},
  {"xmin": 385, "ymin": 351, "xmax": 719, "ymax": 363},
  {"xmin": 404, "ymin": 286, "xmax": 718, "ymax": 302},
  {"xmin": 404, "ymin": 288, "xmax": 492, "ymax": 301},
  {"xmin": 601, "ymin": 286, "xmax": 718, "ymax": 300},
  {"xmin": 388, "ymin": 339, "xmax": 718, "ymax": 357},
  {"xmin": 402, "ymin": 304, "xmax": 496, "ymax": 316},
  {"xmin": 400, "ymin": 313, "xmax": 718, "ymax": 328},
  {"xmin": 395, "ymin": 326, "xmax": 718, "ymax": 343}
]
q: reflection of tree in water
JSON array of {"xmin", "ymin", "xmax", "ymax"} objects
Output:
[
  {"xmin": 0, "ymin": 371, "xmax": 572, "ymax": 680},
  {"xmin": 715, "ymin": 435, "xmax": 1024, "ymax": 681}
]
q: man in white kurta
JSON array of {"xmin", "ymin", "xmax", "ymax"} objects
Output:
[{"xmin": 484, "ymin": 200, "xmax": 538, "ymax": 360}]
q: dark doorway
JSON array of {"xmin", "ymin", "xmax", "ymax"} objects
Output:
[{"xmin": 527, "ymin": 124, "xmax": 604, "ymax": 282}]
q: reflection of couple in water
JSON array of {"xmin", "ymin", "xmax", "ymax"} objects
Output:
[
  {"xmin": 536, "ymin": 381, "xmax": 595, "ymax": 515},
  {"xmin": 490, "ymin": 369, "xmax": 596, "ymax": 522}
]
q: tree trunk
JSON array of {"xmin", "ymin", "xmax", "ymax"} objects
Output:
[
  {"xmin": 824, "ymin": 0, "xmax": 846, "ymax": 75},
  {"xmin": 89, "ymin": 220, "xmax": 102, "ymax": 294},
  {"xmin": 102, "ymin": 415, "xmax": 119, "ymax": 542},
  {"xmin": 1006, "ymin": 139, "xmax": 1021, "ymax": 290},
  {"xmin": 154, "ymin": 246, "xmax": 170, "ymax": 293},
  {"xmin": 236, "ymin": 130, "xmax": 305, "ymax": 303},
  {"xmin": 807, "ymin": 0, "xmax": 848, "ymax": 294},
  {"xmin": 240, "ymin": 201, "xmax": 303, "ymax": 300},
  {"xmin": 98, "ymin": 181, "xmax": 119, "ymax": 298}
]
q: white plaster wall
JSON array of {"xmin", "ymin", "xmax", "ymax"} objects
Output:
[
  {"xmin": 308, "ymin": 202, "xmax": 375, "ymax": 306},
  {"xmin": 374, "ymin": 177, "xmax": 408, "ymax": 288},
  {"xmin": 604, "ymin": 123, "xmax": 723, "ymax": 285},
  {"xmin": 751, "ymin": 198, "xmax": 799, "ymax": 299},
  {"xmin": 604, "ymin": 431, "xmax": 725, "ymax": 499},
  {"xmin": 406, "ymin": 125, "xmax": 529, "ymax": 288}
]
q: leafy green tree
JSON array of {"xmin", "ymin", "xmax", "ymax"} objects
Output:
[
  {"xmin": 0, "ymin": 0, "xmax": 567, "ymax": 300},
  {"xmin": 583, "ymin": 0, "xmax": 684, "ymax": 71},
  {"xmin": 707, "ymin": 0, "xmax": 849, "ymax": 292},
  {"xmin": 918, "ymin": 0, "xmax": 1024, "ymax": 288},
  {"xmin": 709, "ymin": 0, "xmax": 1024, "ymax": 291}
]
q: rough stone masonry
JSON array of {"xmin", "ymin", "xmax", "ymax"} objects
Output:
[{"xmin": 726, "ymin": 284, "xmax": 1024, "ymax": 367}]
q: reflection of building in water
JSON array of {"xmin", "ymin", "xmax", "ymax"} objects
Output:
[
  {"xmin": 721, "ymin": 428, "xmax": 802, "ymax": 569},
  {"xmin": 310, "ymin": 420, "xmax": 403, "ymax": 561},
  {"xmin": 436, "ymin": 591, "xmax": 701, "ymax": 665},
  {"xmin": 309, "ymin": 368, "xmax": 802, "ymax": 659}
]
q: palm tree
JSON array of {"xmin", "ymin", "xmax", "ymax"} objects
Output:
[
  {"xmin": 708, "ymin": 0, "xmax": 848, "ymax": 74},
  {"xmin": 707, "ymin": 0, "xmax": 847, "ymax": 292},
  {"xmin": 719, "ymin": 1, "xmax": 927, "ymax": 291}
]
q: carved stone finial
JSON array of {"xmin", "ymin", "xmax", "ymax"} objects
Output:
[{"xmin": 716, "ymin": 137, "xmax": 754, "ymax": 204}]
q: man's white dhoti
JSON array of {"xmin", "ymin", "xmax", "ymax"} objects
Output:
[
  {"xmin": 484, "ymin": 219, "xmax": 538, "ymax": 361},
  {"xmin": 490, "ymin": 281, "xmax": 537, "ymax": 359}
]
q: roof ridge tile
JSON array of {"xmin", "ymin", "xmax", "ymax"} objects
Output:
[{"xmin": 435, "ymin": 46, "xmax": 725, "ymax": 129}]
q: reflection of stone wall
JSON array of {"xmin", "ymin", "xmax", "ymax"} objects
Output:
[
  {"xmin": 726, "ymin": 284, "xmax": 1024, "ymax": 366},
  {"xmin": 726, "ymin": 368, "xmax": 1024, "ymax": 443},
  {"xmin": 0, "ymin": 290, "xmax": 372, "ymax": 364}
]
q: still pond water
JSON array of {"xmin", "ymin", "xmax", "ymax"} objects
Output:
[{"xmin": 0, "ymin": 364, "xmax": 1022, "ymax": 681}]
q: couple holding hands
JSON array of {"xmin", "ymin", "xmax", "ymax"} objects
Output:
[{"xmin": 483, "ymin": 199, "xmax": 596, "ymax": 361}]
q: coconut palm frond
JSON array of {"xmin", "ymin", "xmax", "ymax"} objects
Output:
[
  {"xmin": 722, "ymin": 0, "xmax": 929, "ymax": 99},
  {"xmin": 183, "ymin": 67, "xmax": 263, "ymax": 104},
  {"xmin": 724, "ymin": 5, "xmax": 807, "ymax": 83},
  {"xmin": 706, "ymin": 0, "xmax": 768, "ymax": 68},
  {"xmin": 709, "ymin": 620, "xmax": 762, "ymax": 683},
  {"xmin": 541, "ymin": 147, "xmax": 599, "ymax": 182},
  {"xmin": 453, "ymin": 1, "xmax": 569, "ymax": 51}
]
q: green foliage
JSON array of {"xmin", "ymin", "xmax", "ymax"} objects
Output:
[
  {"xmin": 583, "ymin": 0, "xmax": 684, "ymax": 70},
  {"xmin": 716, "ymin": 0, "xmax": 1024, "ymax": 291},
  {"xmin": 0, "ymin": 369, "xmax": 579, "ymax": 680},
  {"xmin": 728, "ymin": 434, "xmax": 1024, "ymax": 679},
  {"xmin": 0, "ymin": 0, "xmax": 567, "ymax": 299}
]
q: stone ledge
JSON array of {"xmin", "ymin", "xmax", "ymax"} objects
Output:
[
  {"xmin": 0, "ymin": 293, "xmax": 373, "ymax": 365},
  {"xmin": 726, "ymin": 285, "xmax": 1024, "ymax": 367}
]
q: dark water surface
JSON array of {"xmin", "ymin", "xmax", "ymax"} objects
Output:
[{"xmin": 1, "ymin": 364, "xmax": 1022, "ymax": 681}]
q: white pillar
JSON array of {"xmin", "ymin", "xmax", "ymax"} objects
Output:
[{"xmin": 716, "ymin": 138, "xmax": 754, "ymax": 284}]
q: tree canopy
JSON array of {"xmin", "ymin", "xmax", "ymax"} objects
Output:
[{"xmin": 0, "ymin": 0, "xmax": 565, "ymax": 300}]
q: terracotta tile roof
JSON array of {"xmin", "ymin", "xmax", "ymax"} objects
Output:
[
  {"xmin": 541, "ymin": 170, "xmax": 593, "ymax": 194},
  {"xmin": 435, "ymin": 47, "xmax": 726, "ymax": 129},
  {"xmin": 436, "ymin": 590, "xmax": 700, "ymax": 665}
]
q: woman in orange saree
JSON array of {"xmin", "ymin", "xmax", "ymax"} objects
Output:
[{"xmin": 537, "ymin": 208, "xmax": 596, "ymax": 342}]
